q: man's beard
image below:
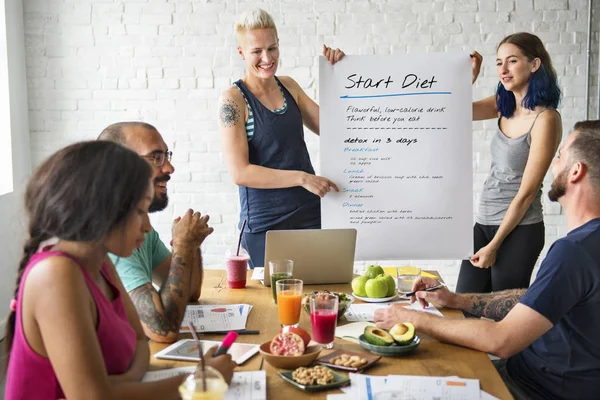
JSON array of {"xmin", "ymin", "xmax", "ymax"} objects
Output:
[
  {"xmin": 548, "ymin": 167, "xmax": 568, "ymax": 202},
  {"xmin": 149, "ymin": 175, "xmax": 170, "ymax": 212}
]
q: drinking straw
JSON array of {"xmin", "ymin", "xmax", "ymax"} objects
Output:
[
  {"xmin": 188, "ymin": 322, "xmax": 206, "ymax": 392},
  {"xmin": 236, "ymin": 219, "xmax": 247, "ymax": 256}
]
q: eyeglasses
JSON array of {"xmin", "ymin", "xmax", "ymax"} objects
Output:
[{"xmin": 142, "ymin": 150, "xmax": 173, "ymax": 167}]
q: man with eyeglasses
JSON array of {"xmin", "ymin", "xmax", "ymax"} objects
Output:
[{"xmin": 99, "ymin": 122, "xmax": 213, "ymax": 343}]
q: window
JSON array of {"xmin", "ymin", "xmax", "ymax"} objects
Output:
[{"xmin": 0, "ymin": 1, "xmax": 14, "ymax": 196}]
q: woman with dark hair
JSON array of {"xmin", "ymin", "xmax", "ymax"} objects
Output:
[
  {"xmin": 457, "ymin": 32, "xmax": 563, "ymax": 294},
  {"xmin": 3, "ymin": 141, "xmax": 235, "ymax": 399}
]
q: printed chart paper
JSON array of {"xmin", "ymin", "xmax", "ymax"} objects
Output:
[
  {"xmin": 345, "ymin": 374, "xmax": 482, "ymax": 400},
  {"xmin": 179, "ymin": 304, "xmax": 252, "ymax": 333},
  {"xmin": 320, "ymin": 53, "xmax": 473, "ymax": 260}
]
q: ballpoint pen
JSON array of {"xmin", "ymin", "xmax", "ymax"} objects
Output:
[{"xmin": 401, "ymin": 283, "xmax": 446, "ymax": 298}]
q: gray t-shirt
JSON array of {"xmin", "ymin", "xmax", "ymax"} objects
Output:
[{"xmin": 477, "ymin": 112, "xmax": 547, "ymax": 225}]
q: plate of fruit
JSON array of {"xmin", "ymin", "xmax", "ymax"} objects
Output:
[
  {"xmin": 259, "ymin": 327, "xmax": 322, "ymax": 369},
  {"xmin": 301, "ymin": 291, "xmax": 354, "ymax": 319},
  {"xmin": 351, "ymin": 265, "xmax": 398, "ymax": 302},
  {"xmin": 358, "ymin": 323, "xmax": 420, "ymax": 356}
]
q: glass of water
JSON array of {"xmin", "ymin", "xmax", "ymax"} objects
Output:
[{"xmin": 396, "ymin": 266, "xmax": 421, "ymax": 294}]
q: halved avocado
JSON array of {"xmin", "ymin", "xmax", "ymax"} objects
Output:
[
  {"xmin": 389, "ymin": 322, "xmax": 415, "ymax": 345},
  {"xmin": 364, "ymin": 326, "xmax": 394, "ymax": 346}
]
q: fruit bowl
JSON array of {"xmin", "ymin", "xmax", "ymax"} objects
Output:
[
  {"xmin": 259, "ymin": 341, "xmax": 322, "ymax": 369},
  {"xmin": 301, "ymin": 291, "xmax": 354, "ymax": 320}
]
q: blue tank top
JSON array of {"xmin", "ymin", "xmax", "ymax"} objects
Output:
[{"xmin": 234, "ymin": 77, "xmax": 321, "ymax": 233}]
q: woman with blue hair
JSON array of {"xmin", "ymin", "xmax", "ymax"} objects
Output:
[{"xmin": 458, "ymin": 32, "xmax": 562, "ymax": 294}]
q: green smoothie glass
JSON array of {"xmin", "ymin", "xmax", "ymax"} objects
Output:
[{"xmin": 269, "ymin": 259, "xmax": 293, "ymax": 303}]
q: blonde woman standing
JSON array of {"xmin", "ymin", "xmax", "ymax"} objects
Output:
[{"xmin": 218, "ymin": 9, "xmax": 343, "ymax": 269}]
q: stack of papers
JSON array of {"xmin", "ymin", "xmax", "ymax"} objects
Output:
[
  {"xmin": 345, "ymin": 301, "xmax": 443, "ymax": 322},
  {"xmin": 180, "ymin": 304, "xmax": 253, "ymax": 333},
  {"xmin": 143, "ymin": 368, "xmax": 266, "ymax": 400},
  {"xmin": 328, "ymin": 374, "xmax": 498, "ymax": 400}
]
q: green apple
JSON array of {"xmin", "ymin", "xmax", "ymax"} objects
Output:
[
  {"xmin": 380, "ymin": 273, "xmax": 396, "ymax": 297},
  {"xmin": 365, "ymin": 276, "xmax": 388, "ymax": 298},
  {"xmin": 351, "ymin": 275, "xmax": 370, "ymax": 297},
  {"xmin": 364, "ymin": 265, "xmax": 384, "ymax": 279}
]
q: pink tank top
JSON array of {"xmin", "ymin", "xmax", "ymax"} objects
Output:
[{"xmin": 5, "ymin": 249, "xmax": 137, "ymax": 399}]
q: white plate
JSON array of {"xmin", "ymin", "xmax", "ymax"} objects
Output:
[{"xmin": 352, "ymin": 293, "xmax": 398, "ymax": 303}]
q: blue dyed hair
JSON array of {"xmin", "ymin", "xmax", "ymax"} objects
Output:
[{"xmin": 495, "ymin": 33, "xmax": 561, "ymax": 118}]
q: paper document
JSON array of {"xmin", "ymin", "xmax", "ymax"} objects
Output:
[
  {"xmin": 480, "ymin": 390, "xmax": 500, "ymax": 400},
  {"xmin": 386, "ymin": 375, "xmax": 480, "ymax": 399},
  {"xmin": 142, "ymin": 366, "xmax": 195, "ymax": 382},
  {"xmin": 345, "ymin": 302, "xmax": 407, "ymax": 322},
  {"xmin": 404, "ymin": 301, "xmax": 444, "ymax": 317},
  {"xmin": 346, "ymin": 301, "xmax": 443, "ymax": 322},
  {"xmin": 347, "ymin": 374, "xmax": 389, "ymax": 400},
  {"xmin": 226, "ymin": 371, "xmax": 267, "ymax": 400},
  {"xmin": 346, "ymin": 373, "xmax": 481, "ymax": 400},
  {"xmin": 180, "ymin": 304, "xmax": 252, "ymax": 333},
  {"xmin": 335, "ymin": 321, "xmax": 375, "ymax": 342},
  {"xmin": 251, "ymin": 268, "xmax": 264, "ymax": 280},
  {"xmin": 142, "ymin": 369, "xmax": 266, "ymax": 400}
]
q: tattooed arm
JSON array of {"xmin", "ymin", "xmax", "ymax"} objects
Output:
[
  {"xmin": 375, "ymin": 279, "xmax": 552, "ymax": 359},
  {"xmin": 152, "ymin": 248, "xmax": 203, "ymax": 302},
  {"xmin": 189, "ymin": 247, "xmax": 203, "ymax": 301},
  {"xmin": 218, "ymin": 88, "xmax": 338, "ymax": 196},
  {"xmin": 129, "ymin": 248, "xmax": 194, "ymax": 343},
  {"xmin": 455, "ymin": 289, "xmax": 525, "ymax": 321},
  {"xmin": 129, "ymin": 210, "xmax": 212, "ymax": 343}
]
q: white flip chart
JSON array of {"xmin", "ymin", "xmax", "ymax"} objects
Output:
[{"xmin": 319, "ymin": 52, "xmax": 473, "ymax": 260}]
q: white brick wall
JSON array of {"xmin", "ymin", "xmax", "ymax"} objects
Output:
[{"xmin": 23, "ymin": 0, "xmax": 599, "ymax": 290}]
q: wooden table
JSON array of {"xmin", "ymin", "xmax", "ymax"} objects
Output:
[{"xmin": 150, "ymin": 270, "xmax": 513, "ymax": 399}]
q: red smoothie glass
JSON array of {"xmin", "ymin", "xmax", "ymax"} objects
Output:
[
  {"xmin": 224, "ymin": 248, "xmax": 249, "ymax": 289},
  {"xmin": 310, "ymin": 293, "xmax": 339, "ymax": 349}
]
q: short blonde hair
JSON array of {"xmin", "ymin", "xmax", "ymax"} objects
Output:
[{"xmin": 235, "ymin": 9, "xmax": 278, "ymax": 43}]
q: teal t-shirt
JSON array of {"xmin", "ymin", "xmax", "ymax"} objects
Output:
[{"xmin": 109, "ymin": 227, "xmax": 171, "ymax": 293}]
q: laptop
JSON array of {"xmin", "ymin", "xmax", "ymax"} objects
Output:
[{"xmin": 263, "ymin": 228, "xmax": 357, "ymax": 286}]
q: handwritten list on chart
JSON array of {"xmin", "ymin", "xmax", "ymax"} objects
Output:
[{"xmin": 320, "ymin": 53, "xmax": 473, "ymax": 260}]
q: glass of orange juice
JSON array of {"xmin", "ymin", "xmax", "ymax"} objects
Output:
[{"xmin": 276, "ymin": 279, "xmax": 303, "ymax": 327}]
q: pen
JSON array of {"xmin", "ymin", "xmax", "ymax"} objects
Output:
[
  {"xmin": 401, "ymin": 283, "xmax": 445, "ymax": 298},
  {"xmin": 214, "ymin": 331, "xmax": 239, "ymax": 357}
]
